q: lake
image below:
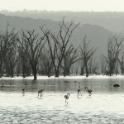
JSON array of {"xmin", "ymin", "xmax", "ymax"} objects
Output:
[{"xmin": 0, "ymin": 76, "xmax": 124, "ymax": 124}]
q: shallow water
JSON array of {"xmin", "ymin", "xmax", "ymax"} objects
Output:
[
  {"xmin": 0, "ymin": 77, "xmax": 123, "ymax": 93},
  {"xmin": 0, "ymin": 92, "xmax": 124, "ymax": 124},
  {"xmin": 0, "ymin": 78, "xmax": 124, "ymax": 123}
]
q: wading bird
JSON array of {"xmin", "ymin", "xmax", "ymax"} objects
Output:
[
  {"xmin": 38, "ymin": 89, "xmax": 44, "ymax": 97},
  {"xmin": 77, "ymin": 87, "xmax": 82, "ymax": 97},
  {"xmin": 84, "ymin": 87, "xmax": 92, "ymax": 96},
  {"xmin": 22, "ymin": 89, "xmax": 25, "ymax": 96},
  {"xmin": 64, "ymin": 93, "xmax": 70, "ymax": 104}
]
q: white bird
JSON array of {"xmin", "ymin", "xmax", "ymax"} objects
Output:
[
  {"xmin": 22, "ymin": 89, "xmax": 25, "ymax": 96},
  {"xmin": 84, "ymin": 87, "xmax": 92, "ymax": 96},
  {"xmin": 64, "ymin": 93, "xmax": 70, "ymax": 104},
  {"xmin": 38, "ymin": 89, "xmax": 44, "ymax": 97}
]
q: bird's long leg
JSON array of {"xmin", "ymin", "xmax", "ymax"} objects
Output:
[
  {"xmin": 89, "ymin": 92, "xmax": 92, "ymax": 96},
  {"xmin": 22, "ymin": 92, "xmax": 24, "ymax": 96},
  {"xmin": 22, "ymin": 90, "xmax": 25, "ymax": 96},
  {"xmin": 80, "ymin": 91, "xmax": 82, "ymax": 96},
  {"xmin": 65, "ymin": 99, "xmax": 66, "ymax": 104},
  {"xmin": 40, "ymin": 93, "xmax": 42, "ymax": 97},
  {"xmin": 38, "ymin": 92, "xmax": 39, "ymax": 97}
]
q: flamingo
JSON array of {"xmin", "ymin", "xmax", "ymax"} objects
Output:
[
  {"xmin": 64, "ymin": 93, "xmax": 70, "ymax": 104},
  {"xmin": 38, "ymin": 89, "xmax": 44, "ymax": 97},
  {"xmin": 22, "ymin": 89, "xmax": 25, "ymax": 96},
  {"xmin": 77, "ymin": 88, "xmax": 82, "ymax": 97},
  {"xmin": 84, "ymin": 87, "xmax": 92, "ymax": 96}
]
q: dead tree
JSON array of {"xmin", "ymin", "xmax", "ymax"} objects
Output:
[
  {"xmin": 62, "ymin": 45, "xmax": 80, "ymax": 76},
  {"xmin": 18, "ymin": 35, "xmax": 31, "ymax": 78},
  {"xmin": 100, "ymin": 56, "xmax": 108, "ymax": 75},
  {"xmin": 20, "ymin": 30, "xmax": 45, "ymax": 80},
  {"xmin": 0, "ymin": 28, "xmax": 18, "ymax": 77},
  {"xmin": 39, "ymin": 47, "xmax": 53, "ymax": 77},
  {"xmin": 104, "ymin": 36, "xmax": 123, "ymax": 76},
  {"xmin": 118, "ymin": 52, "xmax": 124, "ymax": 74},
  {"xmin": 43, "ymin": 19, "xmax": 79, "ymax": 77},
  {"xmin": 0, "ymin": 35, "xmax": 4, "ymax": 76},
  {"xmin": 88, "ymin": 57, "xmax": 98, "ymax": 74},
  {"xmin": 80, "ymin": 36, "xmax": 96, "ymax": 77}
]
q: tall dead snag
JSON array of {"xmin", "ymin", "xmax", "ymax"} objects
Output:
[
  {"xmin": 104, "ymin": 36, "xmax": 123, "ymax": 76},
  {"xmin": 0, "ymin": 35, "xmax": 4, "ymax": 76},
  {"xmin": 20, "ymin": 30, "xmax": 45, "ymax": 80},
  {"xmin": 118, "ymin": 52, "xmax": 124, "ymax": 74},
  {"xmin": 80, "ymin": 36, "xmax": 96, "ymax": 77},
  {"xmin": 100, "ymin": 56, "xmax": 108, "ymax": 75},
  {"xmin": 39, "ymin": 47, "xmax": 53, "ymax": 77},
  {"xmin": 88, "ymin": 57, "xmax": 98, "ymax": 74},
  {"xmin": 18, "ymin": 33, "xmax": 31, "ymax": 78},
  {"xmin": 62, "ymin": 45, "xmax": 80, "ymax": 76},
  {"xmin": 0, "ymin": 28, "xmax": 18, "ymax": 77},
  {"xmin": 43, "ymin": 20, "xmax": 79, "ymax": 77}
]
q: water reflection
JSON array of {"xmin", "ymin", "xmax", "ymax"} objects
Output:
[{"xmin": 0, "ymin": 78, "xmax": 123, "ymax": 93}]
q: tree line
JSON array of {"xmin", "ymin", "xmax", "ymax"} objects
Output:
[{"xmin": 0, "ymin": 20, "xmax": 124, "ymax": 80}]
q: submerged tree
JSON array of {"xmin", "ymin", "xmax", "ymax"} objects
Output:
[
  {"xmin": 88, "ymin": 57, "xmax": 98, "ymax": 74},
  {"xmin": 104, "ymin": 36, "xmax": 123, "ymax": 76},
  {"xmin": 18, "ymin": 35, "xmax": 31, "ymax": 78},
  {"xmin": 39, "ymin": 47, "xmax": 53, "ymax": 77},
  {"xmin": 43, "ymin": 19, "xmax": 79, "ymax": 77},
  {"xmin": 19, "ymin": 30, "xmax": 45, "ymax": 80},
  {"xmin": 0, "ymin": 28, "xmax": 18, "ymax": 77},
  {"xmin": 80, "ymin": 36, "xmax": 96, "ymax": 77},
  {"xmin": 62, "ymin": 45, "xmax": 80, "ymax": 76},
  {"xmin": 118, "ymin": 52, "xmax": 124, "ymax": 74},
  {"xmin": 100, "ymin": 56, "xmax": 108, "ymax": 75}
]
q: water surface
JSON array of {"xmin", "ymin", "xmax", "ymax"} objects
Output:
[{"xmin": 0, "ymin": 77, "xmax": 124, "ymax": 124}]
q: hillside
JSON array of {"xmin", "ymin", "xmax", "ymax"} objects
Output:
[
  {"xmin": 0, "ymin": 13, "xmax": 113, "ymax": 56},
  {"xmin": 1, "ymin": 11, "xmax": 124, "ymax": 32}
]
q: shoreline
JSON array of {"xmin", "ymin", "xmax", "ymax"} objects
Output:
[{"xmin": 0, "ymin": 75, "xmax": 124, "ymax": 80}]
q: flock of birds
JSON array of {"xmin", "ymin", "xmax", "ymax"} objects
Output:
[
  {"xmin": 64, "ymin": 87, "xmax": 93, "ymax": 104},
  {"xmin": 21, "ymin": 86, "xmax": 93, "ymax": 105},
  {"xmin": 21, "ymin": 83, "xmax": 121, "ymax": 105}
]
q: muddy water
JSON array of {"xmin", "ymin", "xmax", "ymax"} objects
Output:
[
  {"xmin": 0, "ymin": 78, "xmax": 123, "ymax": 93},
  {"xmin": 0, "ymin": 78, "xmax": 124, "ymax": 123}
]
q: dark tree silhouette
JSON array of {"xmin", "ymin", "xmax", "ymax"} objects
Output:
[
  {"xmin": 88, "ymin": 57, "xmax": 98, "ymax": 74},
  {"xmin": 104, "ymin": 36, "xmax": 123, "ymax": 76},
  {"xmin": 39, "ymin": 47, "xmax": 53, "ymax": 77},
  {"xmin": 62, "ymin": 45, "xmax": 80, "ymax": 76},
  {"xmin": 118, "ymin": 52, "xmax": 124, "ymax": 74},
  {"xmin": 80, "ymin": 36, "xmax": 96, "ymax": 77},
  {"xmin": 43, "ymin": 19, "xmax": 79, "ymax": 77},
  {"xmin": 0, "ymin": 28, "xmax": 18, "ymax": 77},
  {"xmin": 18, "ymin": 35, "xmax": 31, "ymax": 78},
  {"xmin": 19, "ymin": 30, "xmax": 45, "ymax": 80}
]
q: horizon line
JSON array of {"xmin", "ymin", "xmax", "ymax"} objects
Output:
[{"xmin": 1, "ymin": 9, "xmax": 124, "ymax": 13}]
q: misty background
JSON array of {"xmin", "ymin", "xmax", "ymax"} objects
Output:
[{"xmin": 0, "ymin": 11, "xmax": 124, "ymax": 56}]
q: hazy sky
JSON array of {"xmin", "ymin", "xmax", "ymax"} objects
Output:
[{"xmin": 0, "ymin": 0, "xmax": 124, "ymax": 11}]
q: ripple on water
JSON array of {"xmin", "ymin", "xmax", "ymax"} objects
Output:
[
  {"xmin": 0, "ymin": 92, "xmax": 124, "ymax": 123},
  {"xmin": 0, "ymin": 108, "xmax": 124, "ymax": 124}
]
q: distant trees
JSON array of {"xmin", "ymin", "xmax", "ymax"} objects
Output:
[
  {"xmin": 0, "ymin": 28, "xmax": 18, "ymax": 77},
  {"xmin": 80, "ymin": 36, "xmax": 96, "ymax": 77},
  {"xmin": 62, "ymin": 45, "xmax": 80, "ymax": 76},
  {"xmin": 18, "ymin": 30, "xmax": 45, "ymax": 80},
  {"xmin": 18, "ymin": 32, "xmax": 31, "ymax": 78},
  {"xmin": 118, "ymin": 52, "xmax": 124, "ymax": 74},
  {"xmin": 39, "ymin": 47, "xmax": 53, "ymax": 77},
  {"xmin": 43, "ymin": 19, "xmax": 79, "ymax": 77},
  {"xmin": 1, "ymin": 20, "xmax": 124, "ymax": 79},
  {"xmin": 104, "ymin": 36, "xmax": 123, "ymax": 76}
]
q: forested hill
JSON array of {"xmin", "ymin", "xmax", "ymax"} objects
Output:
[
  {"xmin": 0, "ymin": 13, "xmax": 113, "ymax": 56},
  {"xmin": 2, "ymin": 11, "xmax": 124, "ymax": 32}
]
